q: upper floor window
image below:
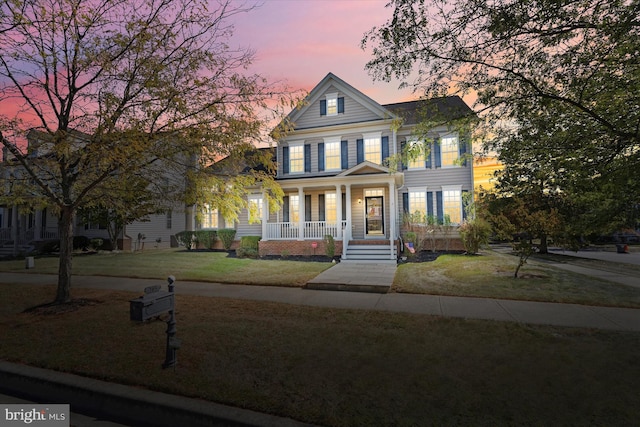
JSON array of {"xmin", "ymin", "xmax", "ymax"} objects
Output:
[
  {"xmin": 289, "ymin": 144, "xmax": 304, "ymax": 174},
  {"xmin": 320, "ymin": 93, "xmax": 344, "ymax": 116},
  {"xmin": 440, "ymin": 136, "xmax": 459, "ymax": 167},
  {"xmin": 325, "ymin": 138, "xmax": 341, "ymax": 170},
  {"xmin": 364, "ymin": 135, "xmax": 381, "ymax": 164},
  {"xmin": 407, "ymin": 139, "xmax": 426, "ymax": 169},
  {"xmin": 248, "ymin": 195, "xmax": 263, "ymax": 224}
]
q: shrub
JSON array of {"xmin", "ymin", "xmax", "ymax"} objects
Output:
[
  {"xmin": 236, "ymin": 247, "xmax": 259, "ymax": 258},
  {"xmin": 195, "ymin": 230, "xmax": 217, "ymax": 249},
  {"xmin": 73, "ymin": 235, "xmax": 90, "ymax": 250},
  {"xmin": 280, "ymin": 249, "xmax": 290, "ymax": 259},
  {"xmin": 89, "ymin": 238, "xmax": 104, "ymax": 250},
  {"xmin": 217, "ymin": 228, "xmax": 237, "ymax": 251},
  {"xmin": 240, "ymin": 235, "xmax": 261, "ymax": 250},
  {"xmin": 459, "ymin": 218, "xmax": 492, "ymax": 255},
  {"xmin": 323, "ymin": 235, "xmax": 335, "ymax": 258},
  {"xmin": 175, "ymin": 231, "xmax": 198, "ymax": 250},
  {"xmin": 40, "ymin": 240, "xmax": 60, "ymax": 254}
]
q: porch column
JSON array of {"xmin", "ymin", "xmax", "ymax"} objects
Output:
[
  {"xmin": 34, "ymin": 209, "xmax": 42, "ymax": 241},
  {"xmin": 388, "ymin": 181, "xmax": 396, "ymax": 260},
  {"xmin": 335, "ymin": 184, "xmax": 342, "ymax": 239},
  {"xmin": 261, "ymin": 191, "xmax": 268, "ymax": 240},
  {"xmin": 345, "ymin": 184, "xmax": 352, "ymax": 239},
  {"xmin": 10, "ymin": 205, "xmax": 17, "ymax": 241},
  {"xmin": 298, "ymin": 186, "xmax": 304, "ymax": 240}
]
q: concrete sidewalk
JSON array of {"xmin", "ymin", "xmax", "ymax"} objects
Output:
[{"xmin": 1, "ymin": 271, "xmax": 638, "ymax": 331}]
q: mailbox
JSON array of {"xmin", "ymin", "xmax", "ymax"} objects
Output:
[{"xmin": 130, "ymin": 289, "xmax": 174, "ymax": 322}]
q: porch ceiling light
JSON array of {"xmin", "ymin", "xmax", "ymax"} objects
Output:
[{"xmin": 357, "ymin": 198, "xmax": 362, "ymax": 204}]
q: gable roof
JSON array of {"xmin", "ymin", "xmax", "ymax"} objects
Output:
[
  {"xmin": 283, "ymin": 73, "xmax": 393, "ymax": 128},
  {"xmin": 336, "ymin": 160, "xmax": 390, "ymax": 177},
  {"xmin": 383, "ymin": 97, "xmax": 475, "ymax": 126},
  {"xmin": 275, "ymin": 73, "xmax": 475, "ymax": 136}
]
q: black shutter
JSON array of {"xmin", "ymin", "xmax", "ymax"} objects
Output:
[
  {"xmin": 462, "ymin": 190, "xmax": 469, "ymax": 221},
  {"xmin": 318, "ymin": 143, "xmax": 325, "ymax": 172},
  {"xmin": 434, "ymin": 139, "xmax": 441, "ymax": 168},
  {"xmin": 318, "ymin": 194, "xmax": 325, "ymax": 221},
  {"xmin": 283, "ymin": 196, "xmax": 289, "ymax": 222},
  {"xmin": 459, "ymin": 138, "xmax": 468, "ymax": 166},
  {"xmin": 305, "ymin": 195, "xmax": 311, "ymax": 221},
  {"xmin": 342, "ymin": 193, "xmax": 346, "ymax": 220},
  {"xmin": 341, "ymin": 140, "xmax": 348, "ymax": 169},
  {"xmin": 436, "ymin": 191, "xmax": 443, "ymax": 223},
  {"xmin": 304, "ymin": 144, "xmax": 311, "ymax": 172},
  {"xmin": 356, "ymin": 139, "xmax": 364, "ymax": 163},
  {"xmin": 320, "ymin": 100, "xmax": 327, "ymax": 116},
  {"xmin": 381, "ymin": 136, "xmax": 389, "ymax": 162},
  {"xmin": 400, "ymin": 140, "xmax": 406, "ymax": 170},
  {"xmin": 426, "ymin": 142, "xmax": 433, "ymax": 168},
  {"xmin": 402, "ymin": 193, "xmax": 409, "ymax": 214},
  {"xmin": 282, "ymin": 146, "xmax": 289, "ymax": 174},
  {"xmin": 427, "ymin": 192, "xmax": 434, "ymax": 218},
  {"xmin": 337, "ymin": 97, "xmax": 344, "ymax": 113}
]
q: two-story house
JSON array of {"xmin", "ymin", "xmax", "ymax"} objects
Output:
[
  {"xmin": 220, "ymin": 73, "xmax": 474, "ymax": 262},
  {"xmin": 0, "ymin": 130, "xmax": 194, "ymax": 256}
]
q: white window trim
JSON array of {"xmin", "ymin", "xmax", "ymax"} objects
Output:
[
  {"xmin": 363, "ymin": 132, "xmax": 382, "ymax": 164},
  {"xmin": 288, "ymin": 142, "xmax": 304, "ymax": 175},
  {"xmin": 406, "ymin": 138, "xmax": 426, "ymax": 170},
  {"xmin": 323, "ymin": 136, "xmax": 341, "ymax": 171},
  {"xmin": 325, "ymin": 93, "xmax": 338, "ymax": 116},
  {"xmin": 324, "ymin": 191, "xmax": 337, "ymax": 222},
  {"xmin": 441, "ymin": 185, "xmax": 463, "ymax": 225},
  {"xmin": 248, "ymin": 194, "xmax": 263, "ymax": 224},
  {"xmin": 439, "ymin": 133, "xmax": 460, "ymax": 168}
]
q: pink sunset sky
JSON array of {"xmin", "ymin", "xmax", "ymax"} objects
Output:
[{"xmin": 230, "ymin": 0, "xmax": 417, "ymax": 105}]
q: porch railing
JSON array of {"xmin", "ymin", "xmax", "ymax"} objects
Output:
[{"xmin": 265, "ymin": 220, "xmax": 347, "ymax": 240}]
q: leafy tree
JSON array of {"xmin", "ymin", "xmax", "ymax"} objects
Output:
[
  {"xmin": 482, "ymin": 193, "xmax": 563, "ymax": 277},
  {"xmin": 363, "ymin": 0, "xmax": 640, "ymax": 235},
  {"xmin": 0, "ymin": 0, "xmax": 291, "ymax": 304}
]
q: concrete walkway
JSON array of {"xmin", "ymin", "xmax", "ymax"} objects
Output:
[
  {"xmin": 304, "ymin": 262, "xmax": 396, "ymax": 293},
  {"xmin": 1, "ymin": 268, "xmax": 638, "ymax": 331}
]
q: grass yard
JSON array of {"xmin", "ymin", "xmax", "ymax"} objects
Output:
[
  {"xmin": 393, "ymin": 250, "xmax": 640, "ymax": 308},
  {"xmin": 0, "ymin": 249, "xmax": 331, "ymax": 286},
  {"xmin": 1, "ymin": 284, "xmax": 638, "ymax": 426}
]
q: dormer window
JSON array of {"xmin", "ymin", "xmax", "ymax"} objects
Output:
[{"xmin": 320, "ymin": 93, "xmax": 344, "ymax": 116}]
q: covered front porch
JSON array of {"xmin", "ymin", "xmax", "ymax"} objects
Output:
[{"xmin": 258, "ymin": 162, "xmax": 403, "ymax": 261}]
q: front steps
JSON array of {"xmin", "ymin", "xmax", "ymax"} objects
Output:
[{"xmin": 341, "ymin": 240, "xmax": 397, "ymax": 264}]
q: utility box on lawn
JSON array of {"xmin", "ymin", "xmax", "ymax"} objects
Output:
[{"xmin": 130, "ymin": 285, "xmax": 174, "ymax": 322}]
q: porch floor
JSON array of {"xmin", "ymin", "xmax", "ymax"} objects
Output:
[{"xmin": 304, "ymin": 262, "xmax": 396, "ymax": 293}]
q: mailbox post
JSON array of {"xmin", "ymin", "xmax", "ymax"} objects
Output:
[
  {"xmin": 162, "ymin": 275, "xmax": 179, "ymax": 369},
  {"xmin": 130, "ymin": 276, "xmax": 180, "ymax": 369}
]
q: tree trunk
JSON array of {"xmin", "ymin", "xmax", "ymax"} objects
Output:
[
  {"xmin": 539, "ymin": 234, "xmax": 549, "ymax": 254},
  {"xmin": 56, "ymin": 205, "xmax": 74, "ymax": 304}
]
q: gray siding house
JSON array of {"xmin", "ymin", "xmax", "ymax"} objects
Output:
[{"xmin": 221, "ymin": 73, "xmax": 474, "ymax": 262}]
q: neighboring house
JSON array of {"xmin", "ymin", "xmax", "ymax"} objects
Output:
[
  {"xmin": 202, "ymin": 73, "xmax": 475, "ymax": 262},
  {"xmin": 0, "ymin": 131, "xmax": 193, "ymax": 257}
]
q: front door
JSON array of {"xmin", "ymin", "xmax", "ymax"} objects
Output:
[{"xmin": 365, "ymin": 196, "xmax": 384, "ymax": 237}]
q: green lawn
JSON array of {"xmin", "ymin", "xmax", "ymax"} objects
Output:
[
  {"xmin": 393, "ymin": 250, "xmax": 640, "ymax": 308},
  {"xmin": 0, "ymin": 249, "xmax": 331, "ymax": 286},
  {"xmin": 1, "ymin": 247, "xmax": 639, "ymax": 307},
  {"xmin": 1, "ymin": 284, "xmax": 638, "ymax": 426}
]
